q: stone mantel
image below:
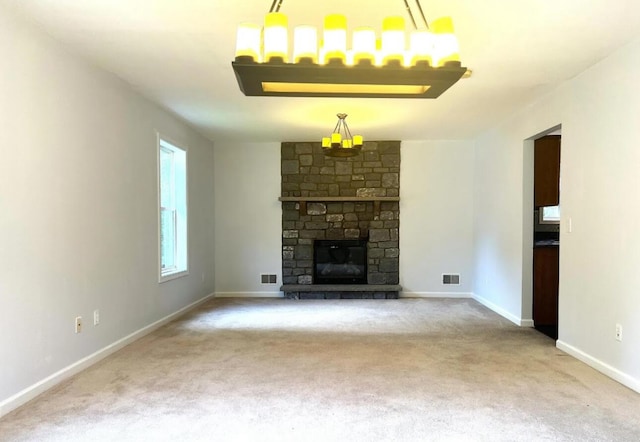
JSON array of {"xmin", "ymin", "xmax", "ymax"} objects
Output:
[
  {"xmin": 279, "ymin": 196, "xmax": 400, "ymax": 215},
  {"xmin": 279, "ymin": 197, "xmax": 400, "ymax": 202}
]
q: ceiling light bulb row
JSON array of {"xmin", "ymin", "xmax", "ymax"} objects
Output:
[{"xmin": 235, "ymin": 13, "xmax": 461, "ymax": 68}]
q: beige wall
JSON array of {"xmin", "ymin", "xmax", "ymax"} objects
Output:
[
  {"xmin": 213, "ymin": 141, "xmax": 282, "ymax": 296},
  {"xmin": 473, "ymin": 36, "xmax": 640, "ymax": 392},
  {"xmin": 0, "ymin": 7, "xmax": 216, "ymax": 413},
  {"xmin": 400, "ymin": 140, "xmax": 475, "ymax": 296}
]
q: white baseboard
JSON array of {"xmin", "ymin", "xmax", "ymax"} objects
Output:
[
  {"xmin": 215, "ymin": 291, "xmax": 284, "ymax": 298},
  {"xmin": 0, "ymin": 292, "xmax": 215, "ymax": 418},
  {"xmin": 400, "ymin": 292, "xmax": 473, "ymax": 299},
  {"xmin": 218, "ymin": 292, "xmax": 473, "ymax": 299},
  {"xmin": 472, "ymin": 293, "xmax": 531, "ymax": 327},
  {"xmin": 556, "ymin": 340, "xmax": 640, "ymax": 394}
]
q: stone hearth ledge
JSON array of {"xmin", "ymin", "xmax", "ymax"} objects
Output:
[{"xmin": 280, "ymin": 284, "xmax": 402, "ymax": 292}]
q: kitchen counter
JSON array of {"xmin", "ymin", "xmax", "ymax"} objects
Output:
[{"xmin": 534, "ymin": 239, "xmax": 559, "ymax": 247}]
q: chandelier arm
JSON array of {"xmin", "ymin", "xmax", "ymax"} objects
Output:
[
  {"xmin": 343, "ymin": 122, "xmax": 353, "ymax": 141},
  {"xmin": 402, "ymin": 0, "xmax": 418, "ymax": 30},
  {"xmin": 275, "ymin": 0, "xmax": 284, "ymax": 12},
  {"xmin": 414, "ymin": 0, "xmax": 430, "ymax": 29},
  {"xmin": 268, "ymin": 0, "xmax": 278, "ymax": 13},
  {"xmin": 333, "ymin": 120, "xmax": 342, "ymax": 134}
]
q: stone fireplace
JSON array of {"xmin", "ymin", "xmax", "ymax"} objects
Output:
[{"xmin": 280, "ymin": 141, "xmax": 401, "ymax": 299}]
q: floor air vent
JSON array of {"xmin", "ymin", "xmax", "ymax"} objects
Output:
[{"xmin": 261, "ymin": 274, "xmax": 277, "ymax": 284}]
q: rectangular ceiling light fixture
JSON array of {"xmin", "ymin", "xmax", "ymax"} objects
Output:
[
  {"xmin": 232, "ymin": 62, "xmax": 465, "ymax": 98},
  {"xmin": 232, "ymin": 2, "xmax": 468, "ymax": 99}
]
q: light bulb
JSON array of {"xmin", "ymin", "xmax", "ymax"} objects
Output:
[
  {"xmin": 264, "ymin": 12, "xmax": 288, "ymax": 63},
  {"xmin": 353, "ymin": 27, "xmax": 376, "ymax": 66},
  {"xmin": 382, "ymin": 16, "xmax": 405, "ymax": 66},
  {"xmin": 235, "ymin": 23, "xmax": 261, "ymax": 62},
  {"xmin": 409, "ymin": 30, "xmax": 434, "ymax": 67},
  {"xmin": 432, "ymin": 16, "xmax": 460, "ymax": 67},
  {"xmin": 324, "ymin": 14, "xmax": 347, "ymax": 64},
  {"xmin": 293, "ymin": 25, "xmax": 318, "ymax": 63}
]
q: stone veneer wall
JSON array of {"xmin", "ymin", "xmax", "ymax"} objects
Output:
[{"xmin": 281, "ymin": 141, "xmax": 400, "ymax": 287}]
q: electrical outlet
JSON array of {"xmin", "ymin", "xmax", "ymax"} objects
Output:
[
  {"xmin": 93, "ymin": 309, "xmax": 100, "ymax": 326},
  {"xmin": 75, "ymin": 316, "xmax": 82, "ymax": 334},
  {"xmin": 615, "ymin": 324, "xmax": 623, "ymax": 341}
]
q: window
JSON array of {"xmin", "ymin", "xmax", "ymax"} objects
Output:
[
  {"xmin": 539, "ymin": 205, "xmax": 560, "ymax": 224},
  {"xmin": 158, "ymin": 137, "xmax": 188, "ymax": 281}
]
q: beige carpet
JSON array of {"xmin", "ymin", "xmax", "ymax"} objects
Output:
[{"xmin": 1, "ymin": 298, "xmax": 639, "ymax": 441}]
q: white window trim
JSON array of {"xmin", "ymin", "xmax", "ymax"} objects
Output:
[{"xmin": 157, "ymin": 133, "xmax": 189, "ymax": 283}]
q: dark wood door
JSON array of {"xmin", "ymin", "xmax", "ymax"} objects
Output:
[
  {"xmin": 534, "ymin": 135, "xmax": 561, "ymax": 207},
  {"xmin": 533, "ymin": 246, "xmax": 559, "ymax": 329}
]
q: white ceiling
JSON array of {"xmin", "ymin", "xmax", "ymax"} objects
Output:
[{"xmin": 4, "ymin": 0, "xmax": 640, "ymax": 143}]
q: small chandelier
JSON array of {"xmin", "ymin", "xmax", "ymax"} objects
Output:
[
  {"xmin": 232, "ymin": 1, "xmax": 467, "ymax": 99},
  {"xmin": 322, "ymin": 114, "xmax": 363, "ymax": 157}
]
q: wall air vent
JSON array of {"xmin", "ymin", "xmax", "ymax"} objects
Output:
[{"xmin": 442, "ymin": 274, "xmax": 460, "ymax": 285}]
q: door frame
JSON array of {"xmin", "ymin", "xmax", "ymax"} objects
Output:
[{"xmin": 522, "ymin": 124, "xmax": 562, "ymax": 326}]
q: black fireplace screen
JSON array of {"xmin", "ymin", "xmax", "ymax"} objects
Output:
[{"xmin": 313, "ymin": 239, "xmax": 367, "ymax": 284}]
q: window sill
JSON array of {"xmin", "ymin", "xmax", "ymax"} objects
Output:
[{"xmin": 159, "ymin": 269, "xmax": 189, "ymax": 283}]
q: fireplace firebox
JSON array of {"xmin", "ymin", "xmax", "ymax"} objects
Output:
[{"xmin": 313, "ymin": 240, "xmax": 367, "ymax": 284}]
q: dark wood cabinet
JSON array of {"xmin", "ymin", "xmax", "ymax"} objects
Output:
[
  {"xmin": 534, "ymin": 135, "xmax": 561, "ymax": 207},
  {"xmin": 533, "ymin": 246, "xmax": 559, "ymax": 333}
]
